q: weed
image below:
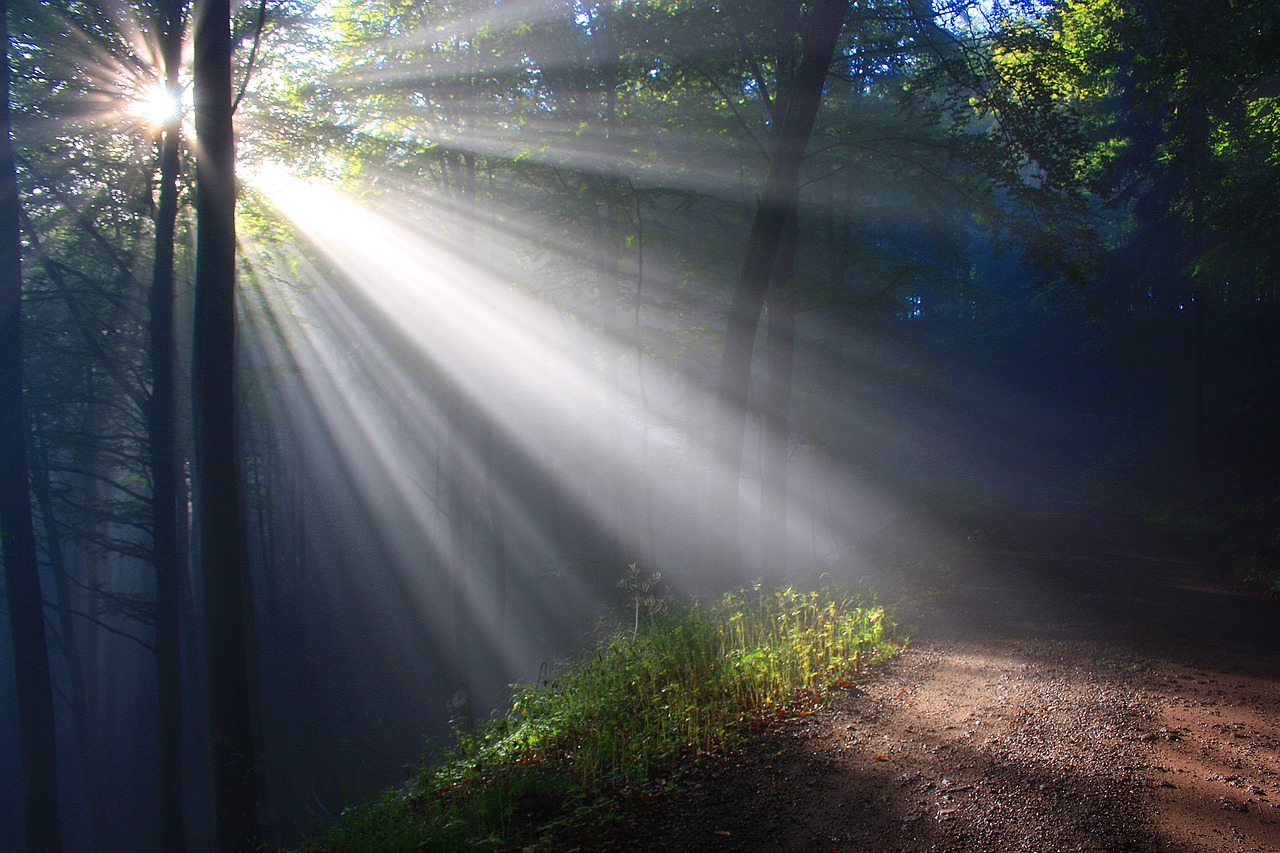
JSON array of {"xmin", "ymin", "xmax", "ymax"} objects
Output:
[{"xmin": 294, "ymin": 583, "xmax": 901, "ymax": 852}]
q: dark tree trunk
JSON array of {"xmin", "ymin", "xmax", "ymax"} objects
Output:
[
  {"xmin": 192, "ymin": 0, "xmax": 259, "ymax": 849},
  {"xmin": 631, "ymin": 187, "xmax": 657, "ymax": 566},
  {"xmin": 1185, "ymin": 97, "xmax": 1210, "ymax": 464},
  {"xmin": 29, "ymin": 419, "xmax": 109, "ymax": 852},
  {"xmin": 442, "ymin": 146, "xmax": 479, "ymax": 724},
  {"xmin": 760, "ymin": 213, "xmax": 799, "ymax": 585},
  {"xmin": 480, "ymin": 421, "xmax": 508, "ymax": 648},
  {"xmin": 0, "ymin": 3, "xmax": 64, "ymax": 850},
  {"xmin": 595, "ymin": 0, "xmax": 638, "ymax": 567},
  {"xmin": 150, "ymin": 0, "xmax": 187, "ymax": 848},
  {"xmin": 17, "ymin": 202, "xmax": 117, "ymax": 853},
  {"xmin": 444, "ymin": 378, "xmax": 476, "ymax": 726},
  {"xmin": 712, "ymin": 0, "xmax": 848, "ymax": 578},
  {"xmin": 1191, "ymin": 288, "xmax": 1205, "ymax": 461}
]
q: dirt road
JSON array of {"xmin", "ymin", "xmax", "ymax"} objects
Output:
[{"xmin": 615, "ymin": 502, "xmax": 1280, "ymax": 852}]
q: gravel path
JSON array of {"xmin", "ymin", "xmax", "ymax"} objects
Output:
[{"xmin": 609, "ymin": 503, "xmax": 1280, "ymax": 852}]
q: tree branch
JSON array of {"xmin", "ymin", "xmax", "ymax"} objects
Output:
[{"xmin": 232, "ymin": 0, "xmax": 270, "ymax": 115}]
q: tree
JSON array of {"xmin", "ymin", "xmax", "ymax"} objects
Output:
[
  {"xmin": 712, "ymin": 0, "xmax": 849, "ymax": 578},
  {"xmin": 759, "ymin": 213, "xmax": 799, "ymax": 582},
  {"xmin": 1033, "ymin": 0, "xmax": 1280, "ymax": 462},
  {"xmin": 192, "ymin": 0, "xmax": 260, "ymax": 848},
  {"xmin": 149, "ymin": 0, "xmax": 188, "ymax": 847},
  {"xmin": 0, "ymin": 2, "xmax": 64, "ymax": 850}
]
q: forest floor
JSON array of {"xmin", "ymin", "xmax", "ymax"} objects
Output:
[{"xmin": 578, "ymin": 500, "xmax": 1280, "ymax": 852}]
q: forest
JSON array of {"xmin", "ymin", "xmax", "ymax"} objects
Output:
[{"xmin": 1, "ymin": 0, "xmax": 1277, "ymax": 850}]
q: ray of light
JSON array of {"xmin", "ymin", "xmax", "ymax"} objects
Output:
[{"xmin": 237, "ymin": 163, "xmax": 911, "ymax": 695}]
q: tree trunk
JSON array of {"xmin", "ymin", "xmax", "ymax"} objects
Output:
[
  {"xmin": 712, "ymin": 0, "xmax": 848, "ymax": 579},
  {"xmin": 1185, "ymin": 97, "xmax": 1210, "ymax": 464},
  {"xmin": 760, "ymin": 213, "xmax": 799, "ymax": 585},
  {"xmin": 29, "ymin": 418, "xmax": 109, "ymax": 852},
  {"xmin": 150, "ymin": 0, "xmax": 187, "ymax": 848},
  {"xmin": 632, "ymin": 186, "xmax": 657, "ymax": 566},
  {"xmin": 192, "ymin": 0, "xmax": 259, "ymax": 849},
  {"xmin": 0, "ymin": 2, "xmax": 64, "ymax": 849},
  {"xmin": 1191, "ymin": 288, "xmax": 1205, "ymax": 461},
  {"xmin": 444, "ymin": 379, "xmax": 476, "ymax": 726},
  {"xmin": 480, "ymin": 422, "xmax": 508, "ymax": 651}
]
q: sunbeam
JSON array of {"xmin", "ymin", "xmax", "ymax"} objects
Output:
[
  {"xmin": 5, "ymin": 1, "xmax": 1181, "ymax": 849},
  {"xmin": 236, "ymin": 158, "xmax": 911, "ymax": 688}
]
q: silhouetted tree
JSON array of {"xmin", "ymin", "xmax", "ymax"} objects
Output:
[
  {"xmin": 192, "ymin": 0, "xmax": 259, "ymax": 848},
  {"xmin": 150, "ymin": 0, "xmax": 188, "ymax": 847},
  {"xmin": 0, "ymin": 2, "xmax": 64, "ymax": 850},
  {"xmin": 713, "ymin": 0, "xmax": 849, "ymax": 577}
]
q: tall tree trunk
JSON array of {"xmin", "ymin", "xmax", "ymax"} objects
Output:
[
  {"xmin": 444, "ymin": 379, "xmax": 475, "ymax": 726},
  {"xmin": 760, "ymin": 213, "xmax": 799, "ymax": 585},
  {"xmin": 150, "ymin": 0, "xmax": 187, "ymax": 848},
  {"xmin": 1186, "ymin": 97, "xmax": 1210, "ymax": 464},
  {"xmin": 1191, "ymin": 289, "xmax": 1205, "ymax": 460},
  {"xmin": 631, "ymin": 185, "xmax": 657, "ymax": 566},
  {"xmin": 712, "ymin": 0, "xmax": 848, "ymax": 579},
  {"xmin": 0, "ymin": 2, "xmax": 64, "ymax": 850},
  {"xmin": 192, "ymin": 0, "xmax": 259, "ymax": 849},
  {"xmin": 480, "ymin": 422, "xmax": 507, "ymax": 651},
  {"xmin": 29, "ymin": 418, "xmax": 109, "ymax": 852},
  {"xmin": 595, "ymin": 0, "xmax": 637, "ymax": 568},
  {"xmin": 443, "ymin": 146, "xmax": 479, "ymax": 725}
]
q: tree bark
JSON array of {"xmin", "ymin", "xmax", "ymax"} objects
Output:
[
  {"xmin": 713, "ymin": 0, "xmax": 848, "ymax": 579},
  {"xmin": 0, "ymin": 2, "xmax": 64, "ymax": 849},
  {"xmin": 150, "ymin": 0, "xmax": 187, "ymax": 849},
  {"xmin": 444, "ymin": 378, "xmax": 476, "ymax": 726},
  {"xmin": 29, "ymin": 418, "xmax": 109, "ymax": 852},
  {"xmin": 1186, "ymin": 99, "xmax": 1210, "ymax": 464},
  {"xmin": 192, "ymin": 0, "xmax": 259, "ymax": 849},
  {"xmin": 760, "ymin": 213, "xmax": 799, "ymax": 585}
]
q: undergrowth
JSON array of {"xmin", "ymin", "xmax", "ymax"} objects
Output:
[{"xmin": 294, "ymin": 584, "xmax": 901, "ymax": 852}]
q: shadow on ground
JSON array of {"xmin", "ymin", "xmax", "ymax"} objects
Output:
[{"xmin": 592, "ymin": 499, "xmax": 1280, "ymax": 853}]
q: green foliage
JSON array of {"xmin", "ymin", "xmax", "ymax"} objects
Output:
[{"xmin": 294, "ymin": 585, "xmax": 900, "ymax": 851}]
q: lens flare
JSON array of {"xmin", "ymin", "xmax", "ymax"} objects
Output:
[{"xmin": 132, "ymin": 82, "xmax": 182, "ymax": 128}]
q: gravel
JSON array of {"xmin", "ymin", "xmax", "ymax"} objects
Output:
[{"xmin": 592, "ymin": 503, "xmax": 1280, "ymax": 853}]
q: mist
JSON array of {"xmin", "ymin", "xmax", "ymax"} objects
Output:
[{"xmin": 3, "ymin": 1, "xmax": 1275, "ymax": 851}]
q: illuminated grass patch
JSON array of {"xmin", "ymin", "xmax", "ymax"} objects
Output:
[{"xmin": 297, "ymin": 585, "xmax": 901, "ymax": 852}]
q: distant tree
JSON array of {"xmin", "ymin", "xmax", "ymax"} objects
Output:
[{"xmin": 0, "ymin": 2, "xmax": 64, "ymax": 851}]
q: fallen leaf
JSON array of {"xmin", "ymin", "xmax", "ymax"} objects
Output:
[
  {"xmin": 874, "ymin": 754, "xmax": 889, "ymax": 762},
  {"xmin": 711, "ymin": 829, "xmax": 732, "ymax": 837}
]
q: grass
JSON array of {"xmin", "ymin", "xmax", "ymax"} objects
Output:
[{"xmin": 293, "ymin": 584, "xmax": 901, "ymax": 852}]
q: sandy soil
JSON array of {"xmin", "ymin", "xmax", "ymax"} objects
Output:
[{"xmin": 600, "ymin": 502, "xmax": 1280, "ymax": 852}]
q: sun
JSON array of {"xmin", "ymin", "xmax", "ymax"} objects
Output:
[{"xmin": 132, "ymin": 81, "xmax": 183, "ymax": 129}]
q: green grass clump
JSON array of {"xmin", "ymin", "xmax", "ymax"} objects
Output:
[{"xmin": 295, "ymin": 584, "xmax": 900, "ymax": 852}]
